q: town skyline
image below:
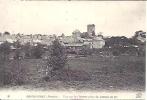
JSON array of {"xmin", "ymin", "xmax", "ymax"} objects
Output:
[
  {"xmin": 0, "ymin": 1, "xmax": 146, "ymax": 37},
  {"xmin": 0, "ymin": 24, "xmax": 145, "ymax": 38}
]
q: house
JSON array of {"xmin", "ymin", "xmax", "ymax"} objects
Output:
[
  {"xmin": 136, "ymin": 31, "xmax": 146, "ymax": 43},
  {"xmin": 92, "ymin": 36, "xmax": 105, "ymax": 49}
]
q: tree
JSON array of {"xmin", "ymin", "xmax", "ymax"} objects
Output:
[
  {"xmin": 61, "ymin": 33, "xmax": 65, "ymax": 37},
  {"xmin": 105, "ymin": 36, "xmax": 130, "ymax": 48},
  {"xmin": 129, "ymin": 31, "xmax": 146, "ymax": 56},
  {"xmin": 23, "ymin": 42, "xmax": 32, "ymax": 58},
  {"xmin": 130, "ymin": 30, "xmax": 146, "ymax": 45},
  {"xmin": 79, "ymin": 45, "xmax": 92, "ymax": 56},
  {"xmin": 4, "ymin": 31, "xmax": 10, "ymax": 35},
  {"xmin": 0, "ymin": 42, "xmax": 11, "ymax": 60},
  {"xmin": 0, "ymin": 42, "xmax": 11, "ymax": 85},
  {"xmin": 31, "ymin": 43, "xmax": 44, "ymax": 59},
  {"xmin": 46, "ymin": 39, "xmax": 67, "ymax": 77},
  {"xmin": 13, "ymin": 40, "xmax": 22, "ymax": 59},
  {"xmin": 11, "ymin": 40, "xmax": 26, "ymax": 85}
]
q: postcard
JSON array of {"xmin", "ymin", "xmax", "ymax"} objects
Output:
[{"xmin": 0, "ymin": 0, "xmax": 146, "ymax": 100}]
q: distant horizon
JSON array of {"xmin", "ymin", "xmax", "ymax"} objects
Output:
[
  {"xmin": 0, "ymin": 27, "xmax": 146, "ymax": 38},
  {"xmin": 0, "ymin": 1, "xmax": 146, "ymax": 38}
]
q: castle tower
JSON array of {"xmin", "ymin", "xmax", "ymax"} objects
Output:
[{"xmin": 87, "ymin": 24, "xmax": 95, "ymax": 36}]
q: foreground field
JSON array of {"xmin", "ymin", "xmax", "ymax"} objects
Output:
[{"xmin": 1, "ymin": 55, "xmax": 145, "ymax": 91}]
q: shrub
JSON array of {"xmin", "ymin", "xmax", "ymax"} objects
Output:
[
  {"xmin": 45, "ymin": 39, "xmax": 67, "ymax": 78},
  {"xmin": 31, "ymin": 43, "xmax": 44, "ymax": 59},
  {"xmin": 0, "ymin": 41, "xmax": 27, "ymax": 86},
  {"xmin": 23, "ymin": 42, "xmax": 32, "ymax": 58},
  {"xmin": 0, "ymin": 42, "xmax": 11, "ymax": 85},
  {"xmin": 112, "ymin": 50, "xmax": 120, "ymax": 56},
  {"xmin": 10, "ymin": 60, "xmax": 27, "ymax": 85}
]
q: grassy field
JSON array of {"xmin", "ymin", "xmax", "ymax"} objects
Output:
[{"xmin": 1, "ymin": 55, "xmax": 145, "ymax": 91}]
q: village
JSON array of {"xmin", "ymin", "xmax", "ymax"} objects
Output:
[
  {"xmin": 0, "ymin": 24, "xmax": 145, "ymax": 58},
  {"xmin": 0, "ymin": 24, "xmax": 105, "ymax": 48},
  {"xmin": 0, "ymin": 24, "xmax": 106, "ymax": 59},
  {"xmin": 0, "ymin": 24, "xmax": 146, "ymax": 91}
]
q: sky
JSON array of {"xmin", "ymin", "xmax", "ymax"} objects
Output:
[{"xmin": 0, "ymin": 0, "xmax": 146, "ymax": 37}]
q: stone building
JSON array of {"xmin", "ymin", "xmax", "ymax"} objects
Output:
[
  {"xmin": 87, "ymin": 24, "xmax": 95, "ymax": 37},
  {"xmin": 0, "ymin": 24, "xmax": 105, "ymax": 50}
]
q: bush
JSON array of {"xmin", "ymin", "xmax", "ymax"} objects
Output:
[
  {"xmin": 23, "ymin": 42, "xmax": 32, "ymax": 58},
  {"xmin": 45, "ymin": 39, "xmax": 67, "ymax": 78},
  {"xmin": 0, "ymin": 41, "xmax": 27, "ymax": 86},
  {"xmin": 10, "ymin": 60, "xmax": 27, "ymax": 85},
  {"xmin": 0, "ymin": 63, "xmax": 12, "ymax": 85},
  {"xmin": 78, "ymin": 46, "xmax": 92, "ymax": 56},
  {"xmin": 31, "ymin": 43, "xmax": 45, "ymax": 59},
  {"xmin": 112, "ymin": 50, "xmax": 120, "ymax": 56},
  {"xmin": 11, "ymin": 41, "xmax": 27, "ymax": 85},
  {"xmin": 0, "ymin": 61, "xmax": 27, "ymax": 86},
  {"xmin": 0, "ymin": 42, "xmax": 11, "ymax": 85}
]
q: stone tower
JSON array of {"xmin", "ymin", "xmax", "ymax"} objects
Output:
[{"xmin": 87, "ymin": 24, "xmax": 95, "ymax": 36}]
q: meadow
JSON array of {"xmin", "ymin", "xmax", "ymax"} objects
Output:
[{"xmin": 1, "ymin": 54, "xmax": 145, "ymax": 92}]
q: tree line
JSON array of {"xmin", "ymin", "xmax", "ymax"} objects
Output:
[{"xmin": 0, "ymin": 39, "xmax": 67, "ymax": 86}]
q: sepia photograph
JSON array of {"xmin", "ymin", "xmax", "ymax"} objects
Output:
[{"xmin": 0, "ymin": 0, "xmax": 146, "ymax": 99}]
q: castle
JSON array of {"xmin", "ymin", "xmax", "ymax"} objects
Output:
[{"xmin": 0, "ymin": 24, "xmax": 105, "ymax": 49}]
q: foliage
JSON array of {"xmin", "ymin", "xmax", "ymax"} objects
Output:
[
  {"xmin": 10, "ymin": 60, "xmax": 27, "ymax": 85},
  {"xmin": 79, "ymin": 46, "xmax": 92, "ymax": 56},
  {"xmin": 11, "ymin": 41, "xmax": 27, "ymax": 85},
  {"xmin": 31, "ymin": 43, "xmax": 45, "ymax": 59},
  {"xmin": 13, "ymin": 41, "xmax": 22, "ymax": 59},
  {"xmin": 130, "ymin": 30, "xmax": 146, "ymax": 45},
  {"xmin": 0, "ymin": 42, "xmax": 11, "ymax": 85},
  {"xmin": 46, "ymin": 39, "xmax": 67, "ymax": 77},
  {"xmin": 0, "ymin": 42, "xmax": 11, "ymax": 60},
  {"xmin": 0, "ymin": 41, "xmax": 27, "ymax": 85},
  {"xmin": 22, "ymin": 42, "xmax": 32, "ymax": 58},
  {"xmin": 134, "ymin": 30, "xmax": 146, "ymax": 38},
  {"xmin": 112, "ymin": 50, "xmax": 120, "ymax": 56},
  {"xmin": 104, "ymin": 36, "xmax": 130, "ymax": 48},
  {"xmin": 3, "ymin": 31, "xmax": 10, "ymax": 35}
]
